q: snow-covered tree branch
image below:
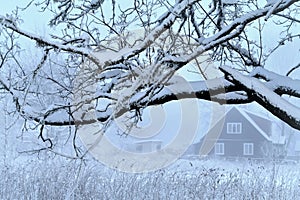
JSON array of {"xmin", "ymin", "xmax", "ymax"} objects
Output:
[
  {"xmin": 1, "ymin": 0, "xmax": 300, "ymax": 152},
  {"xmin": 220, "ymin": 66, "xmax": 300, "ymax": 130}
]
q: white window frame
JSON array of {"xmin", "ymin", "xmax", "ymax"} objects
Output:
[
  {"xmin": 243, "ymin": 143, "xmax": 254, "ymax": 155},
  {"xmin": 215, "ymin": 143, "xmax": 225, "ymax": 155},
  {"xmin": 227, "ymin": 122, "xmax": 242, "ymax": 134}
]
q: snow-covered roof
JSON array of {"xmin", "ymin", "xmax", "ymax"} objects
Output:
[
  {"xmin": 199, "ymin": 106, "xmax": 286, "ymax": 144},
  {"xmin": 234, "ymin": 107, "xmax": 272, "ymax": 142},
  {"xmin": 134, "ymin": 140, "xmax": 163, "ymax": 145},
  {"xmin": 243, "ymin": 108, "xmax": 272, "ymax": 122}
]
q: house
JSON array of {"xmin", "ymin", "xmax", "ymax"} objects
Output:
[
  {"xmin": 127, "ymin": 140, "xmax": 163, "ymax": 153},
  {"xmin": 286, "ymin": 131, "xmax": 300, "ymax": 160},
  {"xmin": 186, "ymin": 107, "xmax": 286, "ymax": 159}
]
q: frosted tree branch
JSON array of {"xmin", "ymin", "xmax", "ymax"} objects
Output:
[
  {"xmin": 1, "ymin": 0, "xmax": 300, "ymax": 152},
  {"xmin": 220, "ymin": 65, "xmax": 300, "ymax": 130}
]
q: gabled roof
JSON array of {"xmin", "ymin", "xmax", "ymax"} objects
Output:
[
  {"xmin": 236, "ymin": 107, "xmax": 272, "ymax": 142},
  {"xmin": 198, "ymin": 106, "xmax": 285, "ymax": 144}
]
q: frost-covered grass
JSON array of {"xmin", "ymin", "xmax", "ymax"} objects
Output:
[{"xmin": 1, "ymin": 158, "xmax": 300, "ymax": 199}]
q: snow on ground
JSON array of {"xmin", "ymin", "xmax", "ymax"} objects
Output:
[{"xmin": 1, "ymin": 156, "xmax": 300, "ymax": 199}]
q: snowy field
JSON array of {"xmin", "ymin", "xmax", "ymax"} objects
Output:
[{"xmin": 1, "ymin": 157, "xmax": 300, "ymax": 199}]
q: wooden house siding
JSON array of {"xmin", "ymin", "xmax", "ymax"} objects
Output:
[{"xmin": 189, "ymin": 107, "xmax": 282, "ymax": 159}]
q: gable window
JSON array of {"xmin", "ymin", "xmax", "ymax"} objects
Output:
[
  {"xmin": 243, "ymin": 143, "xmax": 254, "ymax": 155},
  {"xmin": 227, "ymin": 122, "xmax": 242, "ymax": 134},
  {"xmin": 215, "ymin": 143, "xmax": 224, "ymax": 155}
]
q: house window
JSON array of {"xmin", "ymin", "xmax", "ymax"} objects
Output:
[
  {"xmin": 243, "ymin": 143, "xmax": 254, "ymax": 155},
  {"xmin": 215, "ymin": 143, "xmax": 224, "ymax": 155},
  {"xmin": 136, "ymin": 145, "xmax": 143, "ymax": 152},
  {"xmin": 156, "ymin": 144, "xmax": 161, "ymax": 150},
  {"xmin": 227, "ymin": 123, "xmax": 242, "ymax": 134}
]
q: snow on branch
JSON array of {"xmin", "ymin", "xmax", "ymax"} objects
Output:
[
  {"xmin": 0, "ymin": 0, "xmax": 199, "ymax": 69},
  {"xmin": 220, "ymin": 65, "xmax": 300, "ymax": 130},
  {"xmin": 1, "ymin": 0, "xmax": 299, "ymax": 131},
  {"xmin": 0, "ymin": 15, "xmax": 103, "ymax": 67},
  {"xmin": 265, "ymin": 0, "xmax": 283, "ymax": 21},
  {"xmin": 1, "ymin": 0, "xmax": 296, "ymax": 71},
  {"xmin": 10, "ymin": 65, "xmax": 300, "ymax": 131},
  {"xmin": 96, "ymin": 0, "xmax": 201, "ymax": 67},
  {"xmin": 159, "ymin": 0, "xmax": 297, "ymax": 71},
  {"xmin": 250, "ymin": 67, "xmax": 300, "ymax": 98},
  {"xmin": 33, "ymin": 77, "xmax": 249, "ymax": 126}
]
